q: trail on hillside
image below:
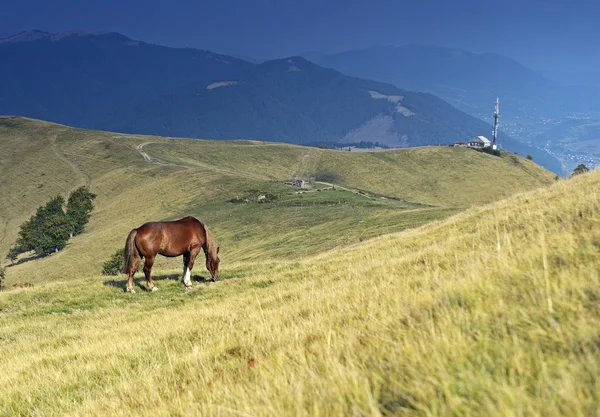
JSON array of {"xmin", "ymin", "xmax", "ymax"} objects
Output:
[
  {"xmin": 136, "ymin": 142, "xmax": 169, "ymax": 164},
  {"xmin": 50, "ymin": 134, "xmax": 90, "ymax": 187},
  {"xmin": 311, "ymin": 181, "xmax": 377, "ymax": 200},
  {"xmin": 137, "ymin": 141, "xmax": 273, "ymax": 181}
]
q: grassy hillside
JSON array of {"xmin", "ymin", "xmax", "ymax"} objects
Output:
[
  {"xmin": 0, "ymin": 117, "xmax": 554, "ymax": 286},
  {"xmin": 0, "ymin": 152, "xmax": 598, "ymax": 415},
  {"xmin": 145, "ymin": 140, "xmax": 554, "ymax": 207}
]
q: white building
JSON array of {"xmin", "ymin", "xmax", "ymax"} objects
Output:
[{"xmin": 468, "ymin": 136, "xmax": 491, "ymax": 148}]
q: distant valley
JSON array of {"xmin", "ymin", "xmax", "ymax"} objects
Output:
[{"xmin": 304, "ymin": 45, "xmax": 600, "ymax": 173}]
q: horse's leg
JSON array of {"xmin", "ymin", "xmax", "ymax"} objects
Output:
[
  {"xmin": 187, "ymin": 246, "xmax": 202, "ymax": 283},
  {"xmin": 182, "ymin": 252, "xmax": 192, "ymax": 288},
  {"xmin": 127, "ymin": 255, "xmax": 141, "ymax": 294},
  {"xmin": 144, "ymin": 255, "xmax": 158, "ymax": 292}
]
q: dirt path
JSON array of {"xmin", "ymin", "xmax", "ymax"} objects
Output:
[
  {"xmin": 136, "ymin": 141, "xmax": 273, "ymax": 180},
  {"xmin": 305, "ymin": 181, "xmax": 379, "ymax": 200},
  {"xmin": 50, "ymin": 134, "xmax": 90, "ymax": 187},
  {"xmin": 136, "ymin": 142, "xmax": 169, "ymax": 164}
]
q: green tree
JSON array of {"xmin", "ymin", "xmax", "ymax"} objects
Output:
[
  {"xmin": 14, "ymin": 196, "xmax": 71, "ymax": 256},
  {"xmin": 9, "ymin": 187, "xmax": 96, "ymax": 260},
  {"xmin": 66, "ymin": 186, "xmax": 97, "ymax": 235},
  {"xmin": 571, "ymin": 164, "xmax": 590, "ymax": 177}
]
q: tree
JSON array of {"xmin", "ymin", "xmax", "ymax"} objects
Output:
[
  {"xmin": 571, "ymin": 164, "xmax": 590, "ymax": 177},
  {"xmin": 9, "ymin": 187, "xmax": 97, "ymax": 260},
  {"xmin": 66, "ymin": 186, "xmax": 97, "ymax": 235},
  {"xmin": 526, "ymin": 155, "xmax": 533, "ymax": 160},
  {"xmin": 12, "ymin": 196, "xmax": 71, "ymax": 257},
  {"xmin": 17, "ymin": 196, "xmax": 71, "ymax": 255}
]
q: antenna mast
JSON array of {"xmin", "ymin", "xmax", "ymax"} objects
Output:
[{"xmin": 492, "ymin": 98, "xmax": 500, "ymax": 150}]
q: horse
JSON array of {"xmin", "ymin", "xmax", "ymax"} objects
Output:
[{"xmin": 122, "ymin": 216, "xmax": 220, "ymax": 293}]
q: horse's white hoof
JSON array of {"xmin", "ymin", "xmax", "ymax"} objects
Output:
[
  {"xmin": 126, "ymin": 287, "xmax": 136, "ymax": 294},
  {"xmin": 185, "ymin": 286, "xmax": 192, "ymax": 291},
  {"xmin": 151, "ymin": 286, "xmax": 159, "ymax": 292}
]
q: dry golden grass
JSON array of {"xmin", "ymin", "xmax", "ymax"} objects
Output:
[{"xmin": 0, "ymin": 165, "xmax": 598, "ymax": 416}]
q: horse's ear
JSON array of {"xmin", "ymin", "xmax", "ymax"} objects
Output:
[{"xmin": 217, "ymin": 246, "xmax": 220, "ymax": 254}]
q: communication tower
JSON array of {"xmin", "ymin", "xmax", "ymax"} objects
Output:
[{"xmin": 492, "ymin": 98, "xmax": 500, "ymax": 150}]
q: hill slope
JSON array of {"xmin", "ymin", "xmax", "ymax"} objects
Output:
[
  {"xmin": 0, "ymin": 144, "xmax": 597, "ymax": 415},
  {"xmin": 0, "ymin": 31, "xmax": 561, "ymax": 172},
  {"xmin": 0, "ymin": 117, "xmax": 554, "ymax": 285}
]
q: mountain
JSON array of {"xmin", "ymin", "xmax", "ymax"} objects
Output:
[
  {"xmin": 0, "ymin": 31, "xmax": 561, "ymax": 172},
  {"xmin": 0, "ymin": 30, "xmax": 254, "ymax": 128},
  {"xmin": 303, "ymin": 45, "xmax": 600, "ymax": 121}
]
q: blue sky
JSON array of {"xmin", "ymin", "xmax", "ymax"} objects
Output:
[{"xmin": 1, "ymin": 0, "xmax": 598, "ymax": 75}]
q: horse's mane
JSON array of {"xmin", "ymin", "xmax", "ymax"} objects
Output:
[{"xmin": 203, "ymin": 224, "xmax": 218, "ymax": 259}]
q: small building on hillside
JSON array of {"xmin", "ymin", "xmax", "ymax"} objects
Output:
[
  {"xmin": 468, "ymin": 136, "xmax": 491, "ymax": 148},
  {"xmin": 292, "ymin": 179, "xmax": 306, "ymax": 188},
  {"xmin": 453, "ymin": 142, "xmax": 469, "ymax": 147}
]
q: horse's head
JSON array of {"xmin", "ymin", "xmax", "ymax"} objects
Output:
[{"xmin": 206, "ymin": 246, "xmax": 220, "ymax": 281}]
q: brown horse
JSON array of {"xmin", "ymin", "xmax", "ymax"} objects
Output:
[{"xmin": 122, "ymin": 216, "xmax": 220, "ymax": 293}]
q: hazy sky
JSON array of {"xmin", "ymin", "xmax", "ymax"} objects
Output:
[{"xmin": 1, "ymin": 0, "xmax": 598, "ymax": 73}]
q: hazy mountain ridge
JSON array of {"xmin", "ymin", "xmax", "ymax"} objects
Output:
[
  {"xmin": 0, "ymin": 30, "xmax": 254, "ymax": 127},
  {"xmin": 0, "ymin": 31, "xmax": 561, "ymax": 172},
  {"xmin": 302, "ymin": 45, "xmax": 573, "ymax": 118}
]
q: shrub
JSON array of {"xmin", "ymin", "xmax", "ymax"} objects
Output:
[
  {"xmin": 526, "ymin": 155, "xmax": 533, "ymax": 160},
  {"xmin": 571, "ymin": 164, "xmax": 590, "ymax": 177},
  {"xmin": 102, "ymin": 248, "xmax": 125, "ymax": 275},
  {"xmin": 102, "ymin": 248, "xmax": 141, "ymax": 276},
  {"xmin": 0, "ymin": 265, "xmax": 5, "ymax": 291}
]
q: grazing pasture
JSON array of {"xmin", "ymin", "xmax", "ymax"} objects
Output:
[
  {"xmin": 0, "ymin": 117, "xmax": 553, "ymax": 285},
  {"xmin": 2, "ymin": 117, "xmax": 588, "ymax": 416}
]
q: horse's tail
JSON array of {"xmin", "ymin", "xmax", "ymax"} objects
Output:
[{"xmin": 122, "ymin": 229, "xmax": 139, "ymax": 274}]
